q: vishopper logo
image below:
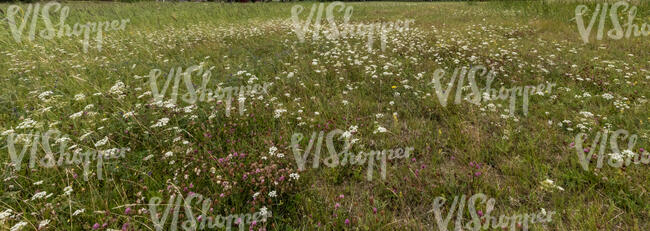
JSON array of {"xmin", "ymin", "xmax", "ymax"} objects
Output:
[
  {"xmin": 4, "ymin": 2, "xmax": 130, "ymax": 52},
  {"xmin": 148, "ymin": 192, "xmax": 271, "ymax": 231},
  {"xmin": 429, "ymin": 193, "xmax": 555, "ymax": 231},
  {"xmin": 575, "ymin": 1, "xmax": 649, "ymax": 43},
  {"xmin": 147, "ymin": 63, "xmax": 271, "ymax": 117},
  {"xmin": 429, "ymin": 65, "xmax": 556, "ymax": 117},
  {"xmin": 291, "ymin": 129, "xmax": 413, "ymax": 181},
  {"xmin": 2, "ymin": 129, "xmax": 129, "ymax": 181},
  {"xmin": 574, "ymin": 128, "xmax": 649, "ymax": 171},
  {"xmin": 290, "ymin": 1, "xmax": 414, "ymax": 52}
]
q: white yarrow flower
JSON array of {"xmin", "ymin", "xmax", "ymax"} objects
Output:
[
  {"xmin": 74, "ymin": 93, "xmax": 86, "ymax": 101},
  {"xmin": 151, "ymin": 118, "xmax": 170, "ymax": 128},
  {"xmin": 72, "ymin": 208, "xmax": 85, "ymax": 216},
  {"xmin": 109, "ymin": 81, "xmax": 126, "ymax": 95},
  {"xmin": 38, "ymin": 219, "xmax": 50, "ymax": 229},
  {"xmin": 342, "ymin": 131, "xmax": 352, "ymax": 139},
  {"xmin": 1, "ymin": 129, "xmax": 15, "ymax": 136},
  {"xmin": 69, "ymin": 111, "xmax": 84, "ymax": 119},
  {"xmin": 123, "ymin": 111, "xmax": 135, "ymax": 118},
  {"xmin": 38, "ymin": 91, "xmax": 54, "ymax": 102},
  {"xmin": 622, "ymin": 149, "xmax": 636, "ymax": 159},
  {"xmin": 16, "ymin": 118, "xmax": 37, "ymax": 129},
  {"xmin": 602, "ymin": 93, "xmax": 614, "ymax": 100},
  {"xmin": 10, "ymin": 221, "xmax": 28, "ymax": 231},
  {"xmin": 63, "ymin": 186, "xmax": 73, "ymax": 195},
  {"xmin": 31, "ymin": 191, "xmax": 48, "ymax": 200},
  {"xmin": 0, "ymin": 209, "xmax": 13, "ymax": 221},
  {"xmin": 540, "ymin": 179, "xmax": 564, "ymax": 191},
  {"xmin": 94, "ymin": 136, "xmax": 109, "ymax": 147},
  {"xmin": 259, "ymin": 206, "xmax": 270, "ymax": 219},
  {"xmin": 273, "ymin": 109, "xmax": 287, "ymax": 118},
  {"xmin": 374, "ymin": 126, "xmax": 388, "ymax": 134}
]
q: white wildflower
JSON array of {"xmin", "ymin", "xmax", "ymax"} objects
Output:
[
  {"xmin": 74, "ymin": 93, "xmax": 86, "ymax": 101},
  {"xmin": 123, "ymin": 111, "xmax": 135, "ymax": 118},
  {"xmin": 0, "ymin": 209, "xmax": 13, "ymax": 221},
  {"xmin": 10, "ymin": 221, "xmax": 28, "ymax": 231},
  {"xmin": 602, "ymin": 93, "xmax": 614, "ymax": 100},
  {"xmin": 540, "ymin": 179, "xmax": 564, "ymax": 191},
  {"xmin": 342, "ymin": 131, "xmax": 352, "ymax": 139},
  {"xmin": 63, "ymin": 186, "xmax": 73, "ymax": 195},
  {"xmin": 269, "ymin": 146, "xmax": 278, "ymax": 156},
  {"xmin": 609, "ymin": 152, "xmax": 625, "ymax": 162},
  {"xmin": 1, "ymin": 129, "xmax": 14, "ymax": 136},
  {"xmin": 183, "ymin": 105, "xmax": 195, "ymax": 113},
  {"xmin": 79, "ymin": 131, "xmax": 93, "ymax": 141},
  {"xmin": 579, "ymin": 111, "xmax": 594, "ymax": 118},
  {"xmin": 38, "ymin": 219, "xmax": 50, "ymax": 229},
  {"xmin": 109, "ymin": 81, "xmax": 126, "ymax": 95},
  {"xmin": 374, "ymin": 126, "xmax": 388, "ymax": 134},
  {"xmin": 259, "ymin": 206, "xmax": 269, "ymax": 218},
  {"xmin": 69, "ymin": 111, "xmax": 84, "ymax": 119},
  {"xmin": 94, "ymin": 136, "xmax": 109, "ymax": 147},
  {"xmin": 16, "ymin": 118, "xmax": 37, "ymax": 129},
  {"xmin": 273, "ymin": 109, "xmax": 287, "ymax": 118},
  {"xmin": 31, "ymin": 191, "xmax": 48, "ymax": 200},
  {"xmin": 55, "ymin": 136, "xmax": 71, "ymax": 144},
  {"xmin": 151, "ymin": 118, "xmax": 170, "ymax": 128},
  {"xmin": 72, "ymin": 208, "xmax": 85, "ymax": 216},
  {"xmin": 38, "ymin": 91, "xmax": 54, "ymax": 102}
]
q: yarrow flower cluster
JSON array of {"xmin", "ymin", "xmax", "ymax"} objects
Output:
[
  {"xmin": 151, "ymin": 118, "xmax": 170, "ymax": 128},
  {"xmin": 540, "ymin": 179, "xmax": 565, "ymax": 191}
]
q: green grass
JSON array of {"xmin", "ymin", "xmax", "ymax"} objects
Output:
[{"xmin": 0, "ymin": 1, "xmax": 649, "ymax": 230}]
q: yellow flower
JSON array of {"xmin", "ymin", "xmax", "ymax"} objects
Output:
[{"xmin": 391, "ymin": 86, "xmax": 397, "ymax": 89}]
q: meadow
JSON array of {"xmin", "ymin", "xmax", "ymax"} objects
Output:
[{"xmin": 0, "ymin": 0, "xmax": 649, "ymax": 230}]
